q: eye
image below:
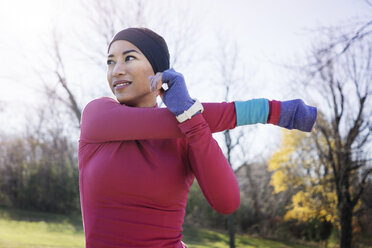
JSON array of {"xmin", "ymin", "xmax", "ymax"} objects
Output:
[
  {"xmin": 125, "ymin": 55, "xmax": 135, "ymax": 62},
  {"xmin": 107, "ymin": 59, "xmax": 114, "ymax": 65}
]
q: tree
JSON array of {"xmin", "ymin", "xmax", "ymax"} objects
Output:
[
  {"xmin": 0, "ymin": 99, "xmax": 80, "ymax": 214},
  {"xmin": 211, "ymin": 31, "xmax": 261, "ymax": 248},
  {"xmin": 291, "ymin": 19, "xmax": 372, "ymax": 247},
  {"xmin": 235, "ymin": 161, "xmax": 288, "ymax": 235},
  {"xmin": 268, "ymin": 128, "xmax": 339, "ymax": 245},
  {"xmin": 42, "ymin": 30, "xmax": 82, "ymax": 128}
]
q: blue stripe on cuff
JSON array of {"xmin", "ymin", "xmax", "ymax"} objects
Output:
[{"xmin": 234, "ymin": 99, "xmax": 269, "ymax": 126}]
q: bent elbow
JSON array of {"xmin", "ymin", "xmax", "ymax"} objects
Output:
[{"xmin": 212, "ymin": 191, "xmax": 240, "ymax": 215}]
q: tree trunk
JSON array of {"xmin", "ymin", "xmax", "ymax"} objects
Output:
[
  {"xmin": 224, "ymin": 129, "xmax": 236, "ymax": 248},
  {"xmin": 227, "ymin": 214, "xmax": 235, "ymax": 248},
  {"xmin": 339, "ymin": 201, "xmax": 353, "ymax": 248}
]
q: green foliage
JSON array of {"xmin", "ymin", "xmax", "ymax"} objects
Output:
[
  {"xmin": 185, "ymin": 170, "xmax": 288, "ymax": 236},
  {"xmin": 185, "ymin": 181, "xmax": 226, "ymax": 229},
  {"xmin": 285, "ymin": 219, "xmax": 333, "ymax": 242},
  {"xmin": 0, "ymin": 134, "xmax": 80, "ymax": 214}
]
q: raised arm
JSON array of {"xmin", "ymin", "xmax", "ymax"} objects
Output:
[
  {"xmin": 159, "ymin": 68, "xmax": 240, "ymax": 214},
  {"xmin": 79, "ymin": 97, "xmax": 237, "ymax": 143},
  {"xmin": 81, "ymin": 87, "xmax": 317, "ymax": 143},
  {"xmin": 180, "ymin": 114, "xmax": 240, "ymax": 214}
]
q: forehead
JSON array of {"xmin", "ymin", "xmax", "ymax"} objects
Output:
[{"xmin": 108, "ymin": 40, "xmax": 144, "ymax": 56}]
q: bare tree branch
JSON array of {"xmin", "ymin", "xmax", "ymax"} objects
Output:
[
  {"xmin": 364, "ymin": 0, "xmax": 372, "ymax": 8},
  {"xmin": 353, "ymin": 168, "xmax": 372, "ymax": 207},
  {"xmin": 345, "ymin": 93, "xmax": 367, "ymax": 148},
  {"xmin": 295, "ymin": 24, "xmax": 372, "ymax": 246},
  {"xmin": 51, "ymin": 32, "xmax": 82, "ymax": 127},
  {"xmin": 319, "ymin": 21, "xmax": 372, "ymax": 57},
  {"xmin": 310, "ymin": 21, "xmax": 372, "ymax": 73}
]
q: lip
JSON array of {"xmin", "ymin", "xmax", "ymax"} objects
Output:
[{"xmin": 113, "ymin": 80, "xmax": 132, "ymax": 88}]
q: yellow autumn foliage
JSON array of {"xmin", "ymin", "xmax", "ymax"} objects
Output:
[
  {"xmin": 270, "ymin": 170, "xmax": 288, "ymax": 193},
  {"xmin": 269, "ymin": 129, "xmax": 340, "ymax": 225},
  {"xmin": 284, "ymin": 190, "xmax": 338, "ymax": 224}
]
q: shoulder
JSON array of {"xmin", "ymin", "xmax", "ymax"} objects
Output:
[
  {"xmin": 85, "ymin": 97, "xmax": 118, "ymax": 107},
  {"xmin": 80, "ymin": 97, "xmax": 119, "ymax": 122},
  {"xmin": 83, "ymin": 97, "xmax": 119, "ymax": 112}
]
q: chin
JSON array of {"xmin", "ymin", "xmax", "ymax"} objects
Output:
[{"xmin": 115, "ymin": 95, "xmax": 129, "ymax": 105}]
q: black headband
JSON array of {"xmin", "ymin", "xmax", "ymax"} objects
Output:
[{"xmin": 108, "ymin": 28, "xmax": 170, "ymax": 74}]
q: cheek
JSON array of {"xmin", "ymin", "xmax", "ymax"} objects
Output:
[
  {"xmin": 134, "ymin": 63, "xmax": 153, "ymax": 86},
  {"xmin": 138, "ymin": 59, "xmax": 154, "ymax": 77},
  {"xmin": 141, "ymin": 71, "xmax": 153, "ymax": 89},
  {"xmin": 145, "ymin": 65, "xmax": 155, "ymax": 77}
]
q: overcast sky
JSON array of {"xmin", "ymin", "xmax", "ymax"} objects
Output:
[{"xmin": 0, "ymin": 0, "xmax": 371, "ymax": 161}]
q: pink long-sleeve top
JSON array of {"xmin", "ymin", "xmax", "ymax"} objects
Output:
[{"xmin": 79, "ymin": 97, "xmax": 240, "ymax": 248}]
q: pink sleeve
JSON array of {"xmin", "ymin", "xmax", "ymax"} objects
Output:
[
  {"xmin": 179, "ymin": 114, "xmax": 240, "ymax": 215},
  {"xmin": 80, "ymin": 97, "xmax": 237, "ymax": 143}
]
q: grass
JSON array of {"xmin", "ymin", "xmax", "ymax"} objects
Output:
[
  {"xmin": 0, "ymin": 208, "xmax": 367, "ymax": 248},
  {"xmin": 182, "ymin": 226, "xmax": 315, "ymax": 248},
  {"xmin": 0, "ymin": 208, "xmax": 84, "ymax": 248}
]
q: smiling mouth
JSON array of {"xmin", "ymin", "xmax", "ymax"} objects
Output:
[{"xmin": 113, "ymin": 81, "xmax": 132, "ymax": 90}]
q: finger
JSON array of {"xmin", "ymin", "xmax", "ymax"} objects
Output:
[
  {"xmin": 161, "ymin": 70, "xmax": 176, "ymax": 87},
  {"xmin": 156, "ymin": 75, "xmax": 163, "ymax": 90},
  {"xmin": 154, "ymin": 72, "xmax": 169, "ymax": 91},
  {"xmin": 149, "ymin": 73, "xmax": 157, "ymax": 91},
  {"xmin": 149, "ymin": 72, "xmax": 162, "ymax": 92},
  {"xmin": 149, "ymin": 76, "xmax": 156, "ymax": 91}
]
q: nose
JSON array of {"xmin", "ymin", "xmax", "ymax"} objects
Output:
[{"xmin": 112, "ymin": 61, "xmax": 126, "ymax": 77}]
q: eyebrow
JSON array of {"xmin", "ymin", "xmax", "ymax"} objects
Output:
[{"xmin": 107, "ymin": 49, "xmax": 140, "ymax": 58}]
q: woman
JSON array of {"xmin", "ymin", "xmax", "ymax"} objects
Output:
[{"xmin": 79, "ymin": 27, "xmax": 317, "ymax": 248}]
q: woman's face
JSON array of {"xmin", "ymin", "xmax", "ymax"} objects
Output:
[{"xmin": 107, "ymin": 40, "xmax": 156, "ymax": 107}]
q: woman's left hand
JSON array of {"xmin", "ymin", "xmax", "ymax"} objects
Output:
[{"xmin": 149, "ymin": 68, "xmax": 195, "ymax": 116}]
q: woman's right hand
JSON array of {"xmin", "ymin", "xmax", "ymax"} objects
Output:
[{"xmin": 150, "ymin": 68, "xmax": 195, "ymax": 116}]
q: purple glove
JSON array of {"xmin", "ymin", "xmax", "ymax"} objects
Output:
[
  {"xmin": 158, "ymin": 68, "xmax": 196, "ymax": 116},
  {"xmin": 277, "ymin": 99, "xmax": 317, "ymax": 132}
]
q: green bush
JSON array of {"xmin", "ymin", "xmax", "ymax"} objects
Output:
[{"xmin": 0, "ymin": 134, "xmax": 80, "ymax": 214}]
